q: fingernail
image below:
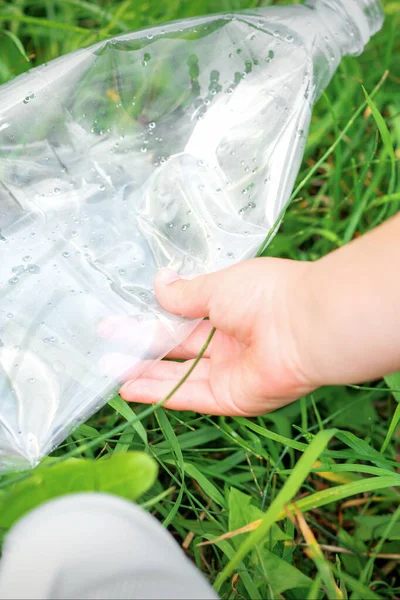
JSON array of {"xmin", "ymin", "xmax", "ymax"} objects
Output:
[
  {"xmin": 120, "ymin": 380, "xmax": 141, "ymax": 399},
  {"xmin": 156, "ymin": 268, "xmax": 181, "ymax": 286}
]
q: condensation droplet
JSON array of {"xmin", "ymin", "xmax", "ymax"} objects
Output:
[
  {"xmin": 12, "ymin": 265, "xmax": 25, "ymax": 275},
  {"xmin": 23, "ymin": 94, "xmax": 35, "ymax": 104},
  {"xmin": 26, "ymin": 264, "xmax": 40, "ymax": 274}
]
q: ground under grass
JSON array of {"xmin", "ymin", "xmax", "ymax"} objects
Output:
[{"xmin": 0, "ymin": 0, "xmax": 399, "ymax": 598}]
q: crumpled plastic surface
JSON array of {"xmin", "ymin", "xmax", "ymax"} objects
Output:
[{"xmin": 0, "ymin": 0, "xmax": 384, "ymax": 470}]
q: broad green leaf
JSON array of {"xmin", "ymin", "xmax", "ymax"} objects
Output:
[
  {"xmin": 228, "ymin": 487, "xmax": 290, "ymax": 550},
  {"xmin": 322, "ymin": 391, "xmax": 378, "ymax": 433},
  {"xmin": 354, "ymin": 514, "xmax": 400, "ymax": 541},
  {"xmin": 0, "ymin": 452, "xmax": 157, "ymax": 529},
  {"xmin": 360, "ymin": 506, "xmax": 400, "ymax": 585},
  {"xmin": 257, "ymin": 548, "xmax": 313, "ymax": 596}
]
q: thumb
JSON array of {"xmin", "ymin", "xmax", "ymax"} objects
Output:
[{"xmin": 154, "ymin": 268, "xmax": 218, "ymax": 319}]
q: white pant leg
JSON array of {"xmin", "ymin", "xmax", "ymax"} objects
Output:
[{"xmin": 0, "ymin": 493, "xmax": 218, "ymax": 600}]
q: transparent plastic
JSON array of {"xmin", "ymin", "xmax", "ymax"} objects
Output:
[{"xmin": 0, "ymin": 0, "xmax": 384, "ymax": 471}]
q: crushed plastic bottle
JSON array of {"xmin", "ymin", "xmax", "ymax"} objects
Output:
[{"xmin": 0, "ymin": 0, "xmax": 384, "ymax": 470}]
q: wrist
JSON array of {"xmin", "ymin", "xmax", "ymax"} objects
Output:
[{"xmin": 287, "ymin": 259, "xmax": 328, "ymax": 390}]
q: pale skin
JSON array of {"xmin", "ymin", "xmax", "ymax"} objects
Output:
[{"xmin": 120, "ymin": 213, "xmax": 400, "ymax": 416}]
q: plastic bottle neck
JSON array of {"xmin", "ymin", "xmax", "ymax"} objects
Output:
[{"xmin": 306, "ymin": 0, "xmax": 384, "ymax": 57}]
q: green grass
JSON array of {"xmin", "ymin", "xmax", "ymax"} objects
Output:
[{"xmin": 1, "ymin": 0, "xmax": 400, "ymax": 598}]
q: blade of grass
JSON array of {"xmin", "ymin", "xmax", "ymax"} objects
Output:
[
  {"xmin": 156, "ymin": 409, "xmax": 186, "ymax": 527},
  {"xmin": 330, "ymin": 565, "xmax": 381, "ymax": 600},
  {"xmin": 0, "ymin": 29, "xmax": 30, "ymax": 61},
  {"xmin": 0, "ymin": 12, "xmax": 99, "ymax": 35},
  {"xmin": 288, "ymin": 475, "xmax": 400, "ymax": 516},
  {"xmin": 384, "ymin": 371, "xmax": 400, "ymax": 403},
  {"xmin": 307, "ymin": 574, "xmax": 322, "ymax": 600},
  {"xmin": 380, "ymin": 402, "xmax": 400, "ymax": 454},
  {"xmin": 214, "ymin": 429, "xmax": 337, "ymax": 592},
  {"xmin": 235, "ymin": 417, "xmax": 307, "ymax": 451},
  {"xmin": 360, "ymin": 505, "xmax": 400, "ymax": 585},
  {"xmin": 294, "ymin": 505, "xmax": 344, "ymax": 599},
  {"xmin": 363, "ymin": 86, "xmax": 396, "ymax": 195},
  {"xmin": 108, "ymin": 395, "xmax": 148, "ymax": 445},
  {"xmin": 291, "ymin": 72, "xmax": 389, "ymax": 201},
  {"xmin": 184, "ymin": 462, "xmax": 226, "ymax": 508}
]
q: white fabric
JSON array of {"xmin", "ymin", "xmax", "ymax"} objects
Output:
[{"xmin": 0, "ymin": 493, "xmax": 218, "ymax": 599}]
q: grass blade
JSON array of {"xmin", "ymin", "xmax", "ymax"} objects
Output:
[
  {"xmin": 380, "ymin": 402, "xmax": 400, "ymax": 454},
  {"xmin": 294, "ymin": 505, "xmax": 343, "ymax": 599},
  {"xmin": 360, "ymin": 505, "xmax": 400, "ymax": 585},
  {"xmin": 214, "ymin": 429, "xmax": 337, "ymax": 592},
  {"xmin": 363, "ymin": 86, "xmax": 396, "ymax": 194},
  {"xmin": 0, "ymin": 29, "xmax": 30, "ymax": 61},
  {"xmin": 288, "ymin": 476, "xmax": 400, "ymax": 516}
]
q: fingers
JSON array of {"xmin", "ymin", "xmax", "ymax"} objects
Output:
[
  {"xmin": 120, "ymin": 370, "xmax": 229, "ymax": 415},
  {"xmin": 143, "ymin": 357, "xmax": 211, "ymax": 381},
  {"xmin": 99, "ymin": 353, "xmax": 147, "ymax": 381},
  {"xmin": 166, "ymin": 321, "xmax": 214, "ymax": 359},
  {"xmin": 154, "ymin": 260, "xmax": 265, "ymax": 342},
  {"xmin": 154, "ymin": 268, "xmax": 219, "ymax": 319}
]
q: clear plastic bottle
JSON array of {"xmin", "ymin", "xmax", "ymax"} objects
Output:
[{"xmin": 0, "ymin": 0, "xmax": 384, "ymax": 470}]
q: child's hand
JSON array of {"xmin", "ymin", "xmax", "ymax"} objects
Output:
[
  {"xmin": 120, "ymin": 258, "xmax": 316, "ymax": 416},
  {"xmin": 120, "ymin": 213, "xmax": 400, "ymax": 416}
]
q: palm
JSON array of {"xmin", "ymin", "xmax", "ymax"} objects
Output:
[{"xmin": 119, "ymin": 258, "xmax": 315, "ymax": 415}]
